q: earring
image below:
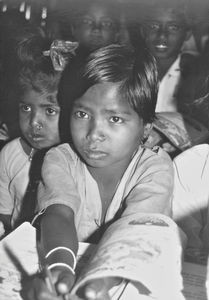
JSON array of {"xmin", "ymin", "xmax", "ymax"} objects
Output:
[{"xmin": 34, "ymin": 123, "xmax": 43, "ymax": 130}]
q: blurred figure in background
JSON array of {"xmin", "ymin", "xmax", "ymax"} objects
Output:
[{"xmin": 70, "ymin": 0, "xmax": 121, "ymax": 54}]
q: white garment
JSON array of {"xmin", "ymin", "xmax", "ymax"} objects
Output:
[
  {"xmin": 0, "ymin": 138, "xmax": 31, "ymax": 228},
  {"xmin": 172, "ymin": 144, "xmax": 209, "ymax": 250},
  {"xmin": 37, "ymin": 143, "xmax": 174, "ymax": 242},
  {"xmin": 155, "ymin": 56, "xmax": 181, "ymax": 113}
]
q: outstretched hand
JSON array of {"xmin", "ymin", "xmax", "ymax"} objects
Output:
[{"xmin": 22, "ymin": 266, "xmax": 76, "ymax": 300}]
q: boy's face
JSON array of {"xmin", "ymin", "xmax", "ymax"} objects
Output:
[
  {"xmin": 70, "ymin": 82, "xmax": 146, "ymax": 171},
  {"xmin": 19, "ymin": 90, "xmax": 60, "ymax": 150},
  {"xmin": 142, "ymin": 7, "xmax": 190, "ymax": 60},
  {"xmin": 72, "ymin": 3, "xmax": 118, "ymax": 51}
]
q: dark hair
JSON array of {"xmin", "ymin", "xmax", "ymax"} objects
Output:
[
  {"xmin": 58, "ymin": 43, "xmax": 158, "ymax": 142},
  {"xmin": 16, "ymin": 35, "xmax": 61, "ymax": 99},
  {"xmin": 0, "ymin": 27, "xmax": 61, "ymax": 138}
]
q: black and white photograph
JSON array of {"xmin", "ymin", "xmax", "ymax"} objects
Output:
[{"xmin": 0, "ymin": 1, "xmax": 209, "ymax": 299}]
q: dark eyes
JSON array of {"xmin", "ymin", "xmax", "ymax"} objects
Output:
[
  {"xmin": 146, "ymin": 23, "xmax": 182, "ymax": 32},
  {"xmin": 78, "ymin": 18, "xmax": 115, "ymax": 30},
  {"xmin": 19, "ymin": 104, "xmax": 31, "ymax": 112},
  {"xmin": 75, "ymin": 111, "xmax": 89, "ymax": 119},
  {"xmin": 46, "ymin": 108, "xmax": 58, "ymax": 116},
  {"xmin": 109, "ymin": 116, "xmax": 123, "ymax": 124},
  {"xmin": 19, "ymin": 104, "xmax": 59, "ymax": 116}
]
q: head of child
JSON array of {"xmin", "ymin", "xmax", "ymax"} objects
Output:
[
  {"xmin": 17, "ymin": 36, "xmax": 61, "ymax": 151},
  {"xmin": 71, "ymin": 0, "xmax": 120, "ymax": 52},
  {"xmin": 58, "ymin": 44, "xmax": 158, "ymax": 173},
  {"xmin": 141, "ymin": 0, "xmax": 191, "ymax": 63}
]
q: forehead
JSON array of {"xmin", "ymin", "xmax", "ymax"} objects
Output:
[
  {"xmin": 145, "ymin": 7, "xmax": 186, "ymax": 24},
  {"xmin": 21, "ymin": 89, "xmax": 58, "ymax": 105},
  {"xmin": 80, "ymin": 3, "xmax": 116, "ymax": 20},
  {"xmin": 75, "ymin": 82, "xmax": 130, "ymax": 109}
]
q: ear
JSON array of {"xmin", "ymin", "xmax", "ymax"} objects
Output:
[{"xmin": 143, "ymin": 122, "xmax": 153, "ymax": 142}]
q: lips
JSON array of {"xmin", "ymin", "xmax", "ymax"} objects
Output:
[
  {"xmin": 155, "ymin": 44, "xmax": 168, "ymax": 51},
  {"xmin": 84, "ymin": 149, "xmax": 107, "ymax": 160},
  {"xmin": 29, "ymin": 133, "xmax": 44, "ymax": 141}
]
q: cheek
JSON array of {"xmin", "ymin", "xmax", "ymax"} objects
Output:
[
  {"xmin": 74, "ymin": 28, "xmax": 90, "ymax": 41},
  {"xmin": 19, "ymin": 117, "xmax": 28, "ymax": 130}
]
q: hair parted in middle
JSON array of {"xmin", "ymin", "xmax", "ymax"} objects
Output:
[{"xmin": 58, "ymin": 43, "xmax": 159, "ymax": 142}]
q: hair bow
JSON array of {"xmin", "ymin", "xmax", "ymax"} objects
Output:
[{"xmin": 43, "ymin": 40, "xmax": 79, "ymax": 71}]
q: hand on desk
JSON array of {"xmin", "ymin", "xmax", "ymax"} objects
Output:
[
  {"xmin": 22, "ymin": 266, "xmax": 75, "ymax": 300},
  {"xmin": 22, "ymin": 267, "xmax": 120, "ymax": 300}
]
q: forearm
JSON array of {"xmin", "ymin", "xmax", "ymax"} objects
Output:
[{"xmin": 39, "ymin": 204, "xmax": 78, "ymax": 269}]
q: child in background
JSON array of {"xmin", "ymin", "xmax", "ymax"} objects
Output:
[
  {"xmin": 0, "ymin": 34, "xmax": 61, "ymax": 237},
  {"xmin": 70, "ymin": 0, "xmax": 121, "ymax": 54},
  {"xmin": 140, "ymin": 0, "xmax": 192, "ymax": 113},
  {"xmin": 0, "ymin": 11, "xmax": 44, "ymax": 140},
  {"xmin": 25, "ymin": 44, "xmax": 174, "ymax": 299}
]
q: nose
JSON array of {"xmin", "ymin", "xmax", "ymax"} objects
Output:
[
  {"xmin": 87, "ymin": 119, "xmax": 105, "ymax": 143},
  {"xmin": 30, "ymin": 112, "xmax": 43, "ymax": 131},
  {"xmin": 158, "ymin": 26, "xmax": 168, "ymax": 41},
  {"xmin": 91, "ymin": 21, "xmax": 102, "ymax": 31}
]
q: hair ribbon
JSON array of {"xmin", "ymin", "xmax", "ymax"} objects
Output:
[{"xmin": 43, "ymin": 40, "xmax": 79, "ymax": 71}]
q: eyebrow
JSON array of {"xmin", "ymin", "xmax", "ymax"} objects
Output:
[
  {"xmin": 73, "ymin": 103, "xmax": 132, "ymax": 116},
  {"xmin": 103, "ymin": 109, "xmax": 132, "ymax": 116}
]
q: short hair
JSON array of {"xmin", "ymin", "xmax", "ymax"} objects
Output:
[{"xmin": 58, "ymin": 43, "xmax": 159, "ymax": 142}]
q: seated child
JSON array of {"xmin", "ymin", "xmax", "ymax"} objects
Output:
[
  {"xmin": 140, "ymin": 0, "xmax": 193, "ymax": 112},
  {"xmin": 70, "ymin": 0, "xmax": 121, "ymax": 53},
  {"xmin": 25, "ymin": 44, "xmax": 174, "ymax": 299},
  {"xmin": 173, "ymin": 143, "xmax": 209, "ymax": 263},
  {"xmin": 0, "ymin": 34, "xmax": 61, "ymax": 237}
]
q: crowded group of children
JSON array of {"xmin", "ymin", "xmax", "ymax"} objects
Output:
[{"xmin": 0, "ymin": 0, "xmax": 209, "ymax": 299}]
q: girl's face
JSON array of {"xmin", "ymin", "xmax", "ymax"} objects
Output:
[
  {"xmin": 70, "ymin": 82, "xmax": 147, "ymax": 171},
  {"xmin": 19, "ymin": 90, "xmax": 60, "ymax": 150},
  {"xmin": 142, "ymin": 8, "xmax": 189, "ymax": 60},
  {"xmin": 73, "ymin": 3, "xmax": 118, "ymax": 51}
]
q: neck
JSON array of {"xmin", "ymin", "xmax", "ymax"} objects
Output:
[
  {"xmin": 20, "ymin": 138, "xmax": 36, "ymax": 160},
  {"xmin": 87, "ymin": 157, "xmax": 132, "ymax": 188},
  {"xmin": 157, "ymin": 56, "xmax": 177, "ymax": 80}
]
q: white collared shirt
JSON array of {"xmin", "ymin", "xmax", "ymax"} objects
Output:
[{"xmin": 156, "ymin": 56, "xmax": 181, "ymax": 113}]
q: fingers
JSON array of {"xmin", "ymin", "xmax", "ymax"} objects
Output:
[
  {"xmin": 22, "ymin": 276, "xmax": 58, "ymax": 300},
  {"xmin": 56, "ymin": 268, "xmax": 75, "ymax": 296},
  {"xmin": 83, "ymin": 277, "xmax": 121, "ymax": 300}
]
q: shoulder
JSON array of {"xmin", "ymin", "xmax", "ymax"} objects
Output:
[
  {"xmin": 45, "ymin": 143, "xmax": 77, "ymax": 159},
  {"xmin": 137, "ymin": 146, "xmax": 173, "ymax": 169},
  {"xmin": 174, "ymin": 144, "xmax": 209, "ymax": 170},
  {"xmin": 0, "ymin": 138, "xmax": 23, "ymax": 160},
  {"xmin": 132, "ymin": 146, "xmax": 174, "ymax": 181},
  {"xmin": 43, "ymin": 143, "xmax": 82, "ymax": 171}
]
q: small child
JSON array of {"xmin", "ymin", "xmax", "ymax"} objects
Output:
[
  {"xmin": 0, "ymin": 34, "xmax": 61, "ymax": 237},
  {"xmin": 70, "ymin": 0, "xmax": 121, "ymax": 53},
  {"xmin": 25, "ymin": 44, "xmax": 174, "ymax": 299},
  {"xmin": 140, "ymin": 0, "xmax": 192, "ymax": 112}
]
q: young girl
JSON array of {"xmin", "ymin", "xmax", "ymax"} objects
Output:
[
  {"xmin": 26, "ymin": 44, "xmax": 174, "ymax": 299},
  {"xmin": 0, "ymin": 34, "xmax": 61, "ymax": 237}
]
